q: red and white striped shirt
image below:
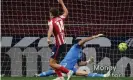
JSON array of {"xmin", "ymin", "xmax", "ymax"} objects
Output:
[{"xmin": 48, "ymin": 15, "xmax": 66, "ymax": 46}]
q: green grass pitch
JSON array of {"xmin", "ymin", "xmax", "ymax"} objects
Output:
[{"xmin": 1, "ymin": 77, "xmax": 133, "ymax": 80}]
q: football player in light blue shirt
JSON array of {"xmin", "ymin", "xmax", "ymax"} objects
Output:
[{"xmin": 36, "ymin": 34, "xmax": 110, "ymax": 78}]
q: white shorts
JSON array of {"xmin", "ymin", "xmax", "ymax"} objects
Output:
[{"xmin": 78, "ymin": 66, "xmax": 90, "ymax": 73}]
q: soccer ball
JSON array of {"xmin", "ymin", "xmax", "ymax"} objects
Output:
[{"xmin": 118, "ymin": 43, "xmax": 128, "ymax": 52}]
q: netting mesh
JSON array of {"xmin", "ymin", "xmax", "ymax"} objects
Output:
[
  {"xmin": 1, "ymin": 0, "xmax": 133, "ymax": 77},
  {"xmin": 2, "ymin": 0, "xmax": 133, "ymax": 24}
]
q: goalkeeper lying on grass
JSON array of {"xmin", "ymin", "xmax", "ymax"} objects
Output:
[
  {"xmin": 35, "ymin": 34, "xmax": 110, "ymax": 80},
  {"xmin": 35, "ymin": 56, "xmax": 93, "ymax": 77}
]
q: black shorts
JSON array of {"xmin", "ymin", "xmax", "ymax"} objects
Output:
[{"xmin": 51, "ymin": 44, "xmax": 67, "ymax": 63}]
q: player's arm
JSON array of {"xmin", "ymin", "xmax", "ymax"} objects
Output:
[
  {"xmin": 58, "ymin": 0, "xmax": 68, "ymax": 17},
  {"xmin": 78, "ymin": 34, "xmax": 104, "ymax": 46},
  {"xmin": 47, "ymin": 21, "xmax": 53, "ymax": 44}
]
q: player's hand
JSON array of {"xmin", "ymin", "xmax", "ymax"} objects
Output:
[
  {"xmin": 94, "ymin": 34, "xmax": 104, "ymax": 38},
  {"xmin": 47, "ymin": 38, "xmax": 52, "ymax": 45},
  {"xmin": 57, "ymin": 0, "xmax": 63, "ymax": 4},
  {"xmin": 86, "ymin": 56, "xmax": 94, "ymax": 64},
  {"xmin": 89, "ymin": 56, "xmax": 94, "ymax": 63},
  {"xmin": 97, "ymin": 34, "xmax": 104, "ymax": 37}
]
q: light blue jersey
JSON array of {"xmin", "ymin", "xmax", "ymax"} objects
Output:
[
  {"xmin": 39, "ymin": 44, "xmax": 105, "ymax": 77},
  {"xmin": 60, "ymin": 44, "xmax": 82, "ymax": 71}
]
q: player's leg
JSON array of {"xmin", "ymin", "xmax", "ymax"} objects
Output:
[
  {"xmin": 49, "ymin": 58, "xmax": 61, "ymax": 69},
  {"xmin": 88, "ymin": 70, "xmax": 110, "ymax": 77},
  {"xmin": 53, "ymin": 65, "xmax": 73, "ymax": 80},
  {"xmin": 56, "ymin": 44, "xmax": 69, "ymax": 72},
  {"xmin": 87, "ymin": 73, "xmax": 105, "ymax": 77},
  {"xmin": 75, "ymin": 70, "xmax": 104, "ymax": 77},
  {"xmin": 75, "ymin": 69, "xmax": 88, "ymax": 76},
  {"xmin": 49, "ymin": 58, "xmax": 72, "ymax": 78},
  {"xmin": 49, "ymin": 59, "xmax": 64, "ymax": 80},
  {"xmin": 49, "ymin": 45, "xmax": 67, "ymax": 69},
  {"xmin": 49, "ymin": 45, "xmax": 64, "ymax": 79},
  {"xmin": 75, "ymin": 69, "xmax": 110, "ymax": 77},
  {"xmin": 57, "ymin": 44, "xmax": 73, "ymax": 80},
  {"xmin": 78, "ymin": 66, "xmax": 90, "ymax": 73},
  {"xmin": 60, "ymin": 62, "xmax": 74, "ymax": 80},
  {"xmin": 50, "ymin": 44, "xmax": 73, "ymax": 80},
  {"xmin": 35, "ymin": 70, "xmax": 55, "ymax": 77}
]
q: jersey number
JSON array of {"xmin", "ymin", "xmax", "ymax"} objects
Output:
[
  {"xmin": 56, "ymin": 20, "xmax": 65, "ymax": 40},
  {"xmin": 56, "ymin": 20, "xmax": 64, "ymax": 32}
]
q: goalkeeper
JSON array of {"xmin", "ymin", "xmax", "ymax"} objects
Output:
[
  {"xmin": 36, "ymin": 34, "xmax": 110, "ymax": 79},
  {"xmin": 35, "ymin": 55, "xmax": 93, "ymax": 77}
]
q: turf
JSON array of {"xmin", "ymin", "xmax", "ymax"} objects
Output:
[{"xmin": 1, "ymin": 77, "xmax": 133, "ymax": 80}]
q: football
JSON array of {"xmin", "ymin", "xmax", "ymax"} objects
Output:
[{"xmin": 118, "ymin": 43, "xmax": 128, "ymax": 52}]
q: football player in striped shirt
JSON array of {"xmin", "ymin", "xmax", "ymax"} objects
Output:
[{"xmin": 47, "ymin": 0, "xmax": 73, "ymax": 80}]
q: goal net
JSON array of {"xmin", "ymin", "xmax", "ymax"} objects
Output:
[{"xmin": 1, "ymin": 0, "xmax": 133, "ymax": 77}]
